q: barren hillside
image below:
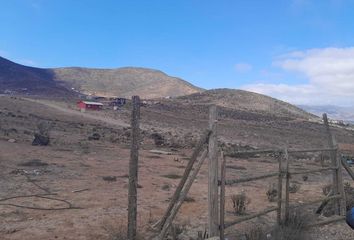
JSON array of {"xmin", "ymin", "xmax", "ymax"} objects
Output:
[
  {"xmin": 0, "ymin": 57, "xmax": 71, "ymax": 96},
  {"xmin": 174, "ymin": 89, "xmax": 317, "ymax": 119},
  {"xmin": 0, "ymin": 56, "xmax": 202, "ymax": 98},
  {"xmin": 52, "ymin": 67, "xmax": 202, "ymax": 98}
]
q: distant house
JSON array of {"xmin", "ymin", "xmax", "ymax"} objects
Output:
[
  {"xmin": 110, "ymin": 98, "xmax": 127, "ymax": 110},
  {"xmin": 111, "ymin": 98, "xmax": 127, "ymax": 106},
  {"xmin": 77, "ymin": 101, "xmax": 103, "ymax": 112}
]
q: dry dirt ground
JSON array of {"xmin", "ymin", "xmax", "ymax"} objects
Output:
[{"xmin": 1, "ymin": 95, "xmax": 354, "ymax": 240}]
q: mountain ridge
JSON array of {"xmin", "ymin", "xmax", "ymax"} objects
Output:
[
  {"xmin": 0, "ymin": 56, "xmax": 320, "ymax": 120},
  {"xmin": 0, "ymin": 56, "xmax": 203, "ymax": 98}
]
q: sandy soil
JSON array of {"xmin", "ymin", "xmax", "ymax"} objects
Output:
[{"xmin": 1, "ymin": 95, "xmax": 354, "ymax": 240}]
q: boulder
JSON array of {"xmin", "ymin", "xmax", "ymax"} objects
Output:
[{"xmin": 32, "ymin": 133, "xmax": 50, "ymax": 146}]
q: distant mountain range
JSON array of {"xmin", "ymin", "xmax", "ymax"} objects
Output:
[
  {"xmin": 299, "ymin": 105, "xmax": 354, "ymax": 123},
  {"xmin": 1, "ymin": 55, "xmax": 351, "ymax": 122},
  {"xmin": 0, "ymin": 56, "xmax": 202, "ymax": 98}
]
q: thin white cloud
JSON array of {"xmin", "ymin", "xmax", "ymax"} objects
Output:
[
  {"xmin": 242, "ymin": 47, "xmax": 354, "ymax": 106},
  {"xmin": 235, "ymin": 63, "xmax": 252, "ymax": 73}
]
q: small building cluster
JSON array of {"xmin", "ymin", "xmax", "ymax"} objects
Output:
[
  {"xmin": 76, "ymin": 96, "xmax": 128, "ymax": 112},
  {"xmin": 77, "ymin": 101, "xmax": 103, "ymax": 112}
]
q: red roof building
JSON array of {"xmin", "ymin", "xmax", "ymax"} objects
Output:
[{"xmin": 77, "ymin": 101, "xmax": 103, "ymax": 111}]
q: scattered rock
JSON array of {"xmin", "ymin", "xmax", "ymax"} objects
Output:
[
  {"xmin": 8, "ymin": 139, "xmax": 16, "ymax": 143},
  {"xmin": 32, "ymin": 133, "xmax": 50, "ymax": 146},
  {"xmin": 150, "ymin": 132, "xmax": 164, "ymax": 146},
  {"xmin": 88, "ymin": 133, "xmax": 100, "ymax": 141},
  {"xmin": 102, "ymin": 176, "xmax": 117, "ymax": 182},
  {"xmin": 18, "ymin": 159, "xmax": 48, "ymax": 167}
]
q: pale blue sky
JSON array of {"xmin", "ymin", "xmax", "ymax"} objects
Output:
[{"xmin": 1, "ymin": 0, "xmax": 354, "ymax": 105}]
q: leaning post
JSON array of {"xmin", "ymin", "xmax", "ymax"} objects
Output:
[
  {"xmin": 127, "ymin": 96, "xmax": 141, "ymax": 240},
  {"xmin": 322, "ymin": 113, "xmax": 340, "ymax": 215},
  {"xmin": 208, "ymin": 105, "xmax": 219, "ymax": 237}
]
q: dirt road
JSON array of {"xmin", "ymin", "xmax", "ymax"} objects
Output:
[{"xmin": 23, "ymin": 97, "xmax": 130, "ymax": 128}]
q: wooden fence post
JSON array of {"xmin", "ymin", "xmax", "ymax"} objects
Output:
[
  {"xmin": 208, "ymin": 105, "xmax": 219, "ymax": 237},
  {"xmin": 336, "ymin": 152, "xmax": 346, "ymax": 216},
  {"xmin": 220, "ymin": 151, "xmax": 226, "ymax": 240},
  {"xmin": 322, "ymin": 113, "xmax": 340, "ymax": 215},
  {"xmin": 277, "ymin": 153, "xmax": 283, "ymax": 225},
  {"xmin": 128, "ymin": 96, "xmax": 140, "ymax": 240},
  {"xmin": 284, "ymin": 148, "xmax": 290, "ymax": 223}
]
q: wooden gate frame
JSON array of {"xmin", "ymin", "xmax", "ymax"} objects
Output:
[
  {"xmin": 218, "ymin": 113, "xmax": 348, "ymax": 239},
  {"xmin": 150, "ymin": 107, "xmax": 351, "ymax": 239}
]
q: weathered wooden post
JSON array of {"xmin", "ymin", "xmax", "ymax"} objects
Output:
[
  {"xmin": 323, "ymin": 113, "xmax": 347, "ymax": 215},
  {"xmin": 220, "ymin": 151, "xmax": 226, "ymax": 240},
  {"xmin": 323, "ymin": 113, "xmax": 339, "ymax": 215},
  {"xmin": 208, "ymin": 105, "xmax": 219, "ymax": 237},
  {"xmin": 277, "ymin": 152, "xmax": 283, "ymax": 225},
  {"xmin": 128, "ymin": 96, "xmax": 140, "ymax": 240},
  {"xmin": 284, "ymin": 148, "xmax": 290, "ymax": 223}
]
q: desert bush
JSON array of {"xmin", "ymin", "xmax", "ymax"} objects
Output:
[
  {"xmin": 271, "ymin": 209, "xmax": 312, "ymax": 240},
  {"xmin": 243, "ymin": 209, "xmax": 312, "ymax": 240},
  {"xmin": 32, "ymin": 122, "xmax": 51, "ymax": 146},
  {"xmin": 289, "ymin": 183, "xmax": 301, "ymax": 193},
  {"xmin": 150, "ymin": 132, "xmax": 165, "ymax": 146},
  {"xmin": 231, "ymin": 191, "xmax": 250, "ymax": 215},
  {"xmin": 245, "ymin": 225, "xmax": 267, "ymax": 240},
  {"xmin": 302, "ymin": 175, "xmax": 308, "ymax": 181},
  {"xmin": 266, "ymin": 183, "xmax": 278, "ymax": 202}
]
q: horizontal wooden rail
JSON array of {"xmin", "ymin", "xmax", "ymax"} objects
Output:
[
  {"xmin": 225, "ymin": 147, "xmax": 337, "ymax": 158},
  {"xmin": 224, "ymin": 172, "xmax": 279, "ymax": 185},
  {"xmin": 305, "ymin": 216, "xmax": 345, "ymax": 228},
  {"xmin": 224, "ymin": 206, "xmax": 278, "ymax": 228},
  {"xmin": 287, "ymin": 147, "xmax": 337, "ymax": 154},
  {"xmin": 225, "ymin": 149, "xmax": 280, "ymax": 157},
  {"xmin": 288, "ymin": 194, "xmax": 341, "ymax": 209},
  {"xmin": 289, "ymin": 167, "xmax": 337, "ymax": 175}
]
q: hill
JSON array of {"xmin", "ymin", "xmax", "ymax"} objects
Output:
[
  {"xmin": 0, "ymin": 56, "xmax": 202, "ymax": 98},
  {"xmin": 52, "ymin": 67, "xmax": 202, "ymax": 98},
  {"xmin": 175, "ymin": 89, "xmax": 317, "ymax": 119},
  {"xmin": 0, "ymin": 56, "xmax": 71, "ymax": 95}
]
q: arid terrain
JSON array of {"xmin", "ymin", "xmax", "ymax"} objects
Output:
[
  {"xmin": 1, "ymin": 93, "xmax": 354, "ymax": 239},
  {"xmin": 0, "ymin": 56, "xmax": 202, "ymax": 98}
]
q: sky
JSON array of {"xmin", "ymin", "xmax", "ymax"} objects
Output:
[{"xmin": 1, "ymin": 0, "xmax": 354, "ymax": 106}]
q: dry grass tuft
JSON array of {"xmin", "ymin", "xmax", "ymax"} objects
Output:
[{"xmin": 231, "ymin": 191, "xmax": 250, "ymax": 215}]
